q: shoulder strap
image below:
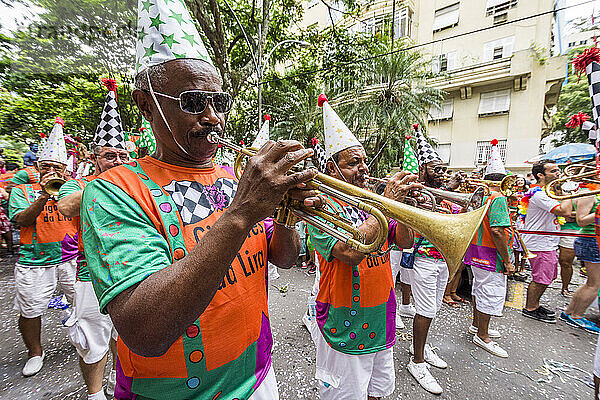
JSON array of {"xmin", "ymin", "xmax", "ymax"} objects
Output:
[{"xmin": 121, "ymin": 161, "xmax": 188, "ymax": 263}]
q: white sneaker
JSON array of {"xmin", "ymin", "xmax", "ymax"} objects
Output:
[
  {"xmin": 395, "ymin": 314, "xmax": 405, "ymax": 329},
  {"xmin": 398, "ymin": 304, "xmax": 416, "ymax": 318},
  {"xmin": 473, "ymin": 335, "xmax": 508, "ymax": 358},
  {"xmin": 407, "ymin": 359, "xmax": 443, "ymax": 395},
  {"xmin": 22, "ymin": 352, "xmax": 45, "ymax": 377},
  {"xmin": 468, "ymin": 325, "xmax": 501, "ymax": 338},
  {"xmin": 106, "ymin": 369, "xmax": 116, "ymax": 396},
  {"xmin": 409, "ymin": 343, "xmax": 448, "ymax": 369}
]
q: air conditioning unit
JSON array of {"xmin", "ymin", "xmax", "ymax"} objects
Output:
[{"xmin": 494, "ymin": 12, "xmax": 508, "ymax": 25}]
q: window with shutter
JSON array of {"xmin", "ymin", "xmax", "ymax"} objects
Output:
[
  {"xmin": 433, "ymin": 3, "xmax": 460, "ymax": 32},
  {"xmin": 486, "ymin": 0, "xmax": 517, "ymax": 16},
  {"xmin": 483, "ymin": 36, "xmax": 514, "ymax": 61},
  {"xmin": 429, "ymin": 98, "xmax": 454, "ymax": 121},
  {"xmin": 478, "ymin": 89, "xmax": 510, "ymax": 116}
]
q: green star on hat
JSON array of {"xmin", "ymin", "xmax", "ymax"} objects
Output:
[
  {"xmin": 402, "ymin": 134, "xmax": 419, "ymax": 174},
  {"xmin": 136, "ymin": 0, "xmax": 213, "ymax": 72}
]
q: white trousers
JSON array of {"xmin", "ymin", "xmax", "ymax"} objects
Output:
[
  {"xmin": 411, "ymin": 257, "xmax": 448, "ymax": 319},
  {"xmin": 14, "ymin": 258, "xmax": 77, "ymax": 318}
]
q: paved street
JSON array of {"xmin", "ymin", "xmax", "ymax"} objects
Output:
[{"xmin": 0, "ymin": 258, "xmax": 596, "ymax": 399}]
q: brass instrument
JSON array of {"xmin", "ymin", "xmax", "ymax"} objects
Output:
[
  {"xmin": 211, "ymin": 135, "xmax": 491, "ymax": 276},
  {"xmin": 545, "ymin": 169, "xmax": 600, "ymax": 200},
  {"xmin": 367, "ymin": 176, "xmax": 485, "ymax": 211},
  {"xmin": 564, "ymin": 161, "xmax": 597, "ymax": 177},
  {"xmin": 513, "ymin": 226, "xmax": 536, "ymax": 260},
  {"xmin": 43, "ymin": 177, "xmax": 66, "ymax": 196}
]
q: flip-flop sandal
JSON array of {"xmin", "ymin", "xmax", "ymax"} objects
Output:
[{"xmin": 443, "ymin": 299, "xmax": 460, "ymax": 308}]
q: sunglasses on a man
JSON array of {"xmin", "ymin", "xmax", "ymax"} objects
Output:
[{"xmin": 149, "ymin": 90, "xmax": 233, "ymax": 114}]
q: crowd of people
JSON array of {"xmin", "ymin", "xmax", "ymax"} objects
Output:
[{"xmin": 3, "ymin": 1, "xmax": 600, "ymax": 399}]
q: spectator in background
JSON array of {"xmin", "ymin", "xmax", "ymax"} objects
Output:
[
  {"xmin": 526, "ymin": 172, "xmax": 536, "ymax": 186},
  {"xmin": 23, "ymin": 144, "xmax": 38, "ymax": 167}
]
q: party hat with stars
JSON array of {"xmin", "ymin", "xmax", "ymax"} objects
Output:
[
  {"xmin": 412, "ymin": 123, "xmax": 441, "ymax": 165},
  {"xmin": 402, "ymin": 134, "xmax": 419, "ymax": 174},
  {"xmin": 484, "ymin": 139, "xmax": 506, "ymax": 176},
  {"xmin": 251, "ymin": 115, "xmax": 270, "ymax": 149},
  {"xmin": 138, "ymin": 117, "xmax": 157, "ymax": 154},
  {"xmin": 37, "ymin": 117, "xmax": 68, "ymax": 164},
  {"xmin": 136, "ymin": 0, "xmax": 212, "ymax": 72},
  {"xmin": 94, "ymin": 78, "xmax": 126, "ymax": 149},
  {"xmin": 318, "ymin": 94, "xmax": 362, "ymax": 160}
]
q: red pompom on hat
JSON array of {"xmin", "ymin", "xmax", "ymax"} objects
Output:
[
  {"xmin": 55, "ymin": 117, "xmax": 64, "ymax": 126},
  {"xmin": 310, "ymin": 137, "xmax": 319, "ymax": 146},
  {"xmin": 264, "ymin": 114, "xmax": 271, "ymax": 121},
  {"xmin": 40, "ymin": 132, "xmax": 46, "ymax": 138},
  {"xmin": 412, "ymin": 123, "xmax": 419, "ymax": 131},
  {"xmin": 573, "ymin": 47, "xmax": 600, "ymax": 80},
  {"xmin": 101, "ymin": 78, "xmax": 118, "ymax": 92},
  {"xmin": 318, "ymin": 94, "xmax": 328, "ymax": 107},
  {"xmin": 491, "ymin": 138, "xmax": 498, "ymax": 146}
]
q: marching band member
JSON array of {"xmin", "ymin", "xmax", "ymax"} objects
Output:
[
  {"xmin": 9, "ymin": 117, "xmax": 78, "ymax": 377},
  {"xmin": 80, "ymin": 1, "xmax": 320, "ymax": 398},
  {"xmin": 463, "ymin": 142, "xmax": 514, "ymax": 358},
  {"xmin": 307, "ymin": 94, "xmax": 418, "ymax": 400},
  {"xmin": 407, "ymin": 124, "xmax": 463, "ymax": 395},
  {"xmin": 57, "ymin": 79, "xmax": 129, "ymax": 400}
]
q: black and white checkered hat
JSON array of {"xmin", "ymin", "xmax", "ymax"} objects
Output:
[
  {"xmin": 574, "ymin": 48, "xmax": 600, "ymax": 132},
  {"xmin": 94, "ymin": 89, "xmax": 126, "ymax": 150},
  {"xmin": 413, "ymin": 124, "xmax": 441, "ymax": 166},
  {"xmin": 586, "ymin": 61, "xmax": 600, "ymax": 130},
  {"xmin": 312, "ymin": 143, "xmax": 327, "ymax": 172}
]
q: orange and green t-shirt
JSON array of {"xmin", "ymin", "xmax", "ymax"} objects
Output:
[
  {"xmin": 307, "ymin": 195, "xmax": 397, "ymax": 355},
  {"xmin": 463, "ymin": 192, "xmax": 513, "ymax": 273},
  {"xmin": 81, "ymin": 156, "xmax": 273, "ymax": 400},
  {"xmin": 8, "ymin": 183, "xmax": 78, "ymax": 266},
  {"xmin": 9, "ymin": 166, "xmax": 40, "ymax": 185},
  {"xmin": 58, "ymin": 176, "xmax": 97, "ymax": 281}
]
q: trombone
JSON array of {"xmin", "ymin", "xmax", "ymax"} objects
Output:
[
  {"xmin": 209, "ymin": 135, "xmax": 490, "ymax": 277},
  {"xmin": 545, "ymin": 169, "xmax": 600, "ymax": 200}
]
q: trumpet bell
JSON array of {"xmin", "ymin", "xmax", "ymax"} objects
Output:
[{"xmin": 43, "ymin": 177, "xmax": 66, "ymax": 196}]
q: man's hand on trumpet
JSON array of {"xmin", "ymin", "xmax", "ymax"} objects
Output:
[
  {"xmin": 445, "ymin": 170, "xmax": 467, "ymax": 191},
  {"xmin": 383, "ymin": 171, "xmax": 423, "ymax": 202}
]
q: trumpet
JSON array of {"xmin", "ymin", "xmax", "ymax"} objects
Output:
[
  {"xmin": 545, "ymin": 169, "xmax": 600, "ymax": 200},
  {"xmin": 209, "ymin": 135, "xmax": 490, "ymax": 277},
  {"xmin": 43, "ymin": 177, "xmax": 66, "ymax": 196},
  {"xmin": 367, "ymin": 176, "xmax": 485, "ymax": 211}
]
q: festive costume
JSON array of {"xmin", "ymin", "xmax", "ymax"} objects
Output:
[
  {"xmin": 80, "ymin": 1, "xmax": 277, "ymax": 398},
  {"xmin": 307, "ymin": 94, "xmax": 396, "ymax": 399}
]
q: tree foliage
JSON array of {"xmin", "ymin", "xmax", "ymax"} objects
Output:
[{"xmin": 551, "ymin": 46, "xmax": 594, "ymax": 146}]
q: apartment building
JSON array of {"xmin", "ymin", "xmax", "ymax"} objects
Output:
[{"xmin": 296, "ymin": 0, "xmax": 567, "ymax": 174}]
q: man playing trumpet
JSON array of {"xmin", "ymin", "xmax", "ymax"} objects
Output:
[
  {"xmin": 80, "ymin": 2, "xmax": 322, "ymax": 398},
  {"xmin": 9, "ymin": 117, "xmax": 78, "ymax": 377},
  {"xmin": 306, "ymin": 95, "xmax": 419, "ymax": 400}
]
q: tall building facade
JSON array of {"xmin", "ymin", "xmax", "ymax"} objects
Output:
[{"xmin": 297, "ymin": 0, "xmax": 567, "ymax": 174}]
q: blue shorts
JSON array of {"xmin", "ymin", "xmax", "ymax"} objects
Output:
[{"xmin": 574, "ymin": 237, "xmax": 600, "ymax": 263}]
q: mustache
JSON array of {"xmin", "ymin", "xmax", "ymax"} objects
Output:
[{"xmin": 190, "ymin": 125, "xmax": 223, "ymax": 138}]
